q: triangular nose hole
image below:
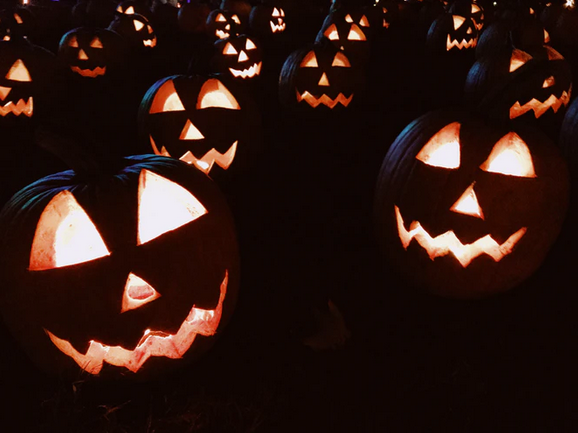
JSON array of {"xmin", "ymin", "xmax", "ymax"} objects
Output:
[
  {"xmin": 6, "ymin": 59, "xmax": 31, "ymax": 82},
  {"xmin": 238, "ymin": 50, "xmax": 248, "ymax": 62},
  {"xmin": 0, "ymin": 86, "xmax": 11, "ymax": 100},
  {"xmin": 121, "ymin": 273, "xmax": 161, "ymax": 313},
  {"xmin": 318, "ymin": 72, "xmax": 330, "ymax": 86},
  {"xmin": 180, "ymin": 119, "xmax": 204, "ymax": 140},
  {"xmin": 78, "ymin": 49, "xmax": 88, "ymax": 60},
  {"xmin": 543, "ymin": 76, "xmax": 555, "ymax": 88},
  {"xmin": 225, "ymin": 24, "xmax": 230, "ymax": 30},
  {"xmin": 450, "ymin": 183, "xmax": 484, "ymax": 219}
]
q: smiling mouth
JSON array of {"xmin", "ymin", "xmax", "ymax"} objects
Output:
[
  {"xmin": 446, "ymin": 35, "xmax": 477, "ymax": 50},
  {"xmin": 229, "ymin": 62, "xmax": 262, "ymax": 78},
  {"xmin": 509, "ymin": 89, "xmax": 571, "ymax": 119},
  {"xmin": 0, "ymin": 97, "xmax": 33, "ymax": 117},
  {"xmin": 270, "ymin": 21, "xmax": 286, "ymax": 32},
  {"xmin": 395, "ymin": 206, "xmax": 526, "ymax": 267},
  {"xmin": 216, "ymin": 30, "xmax": 229, "ymax": 39},
  {"xmin": 143, "ymin": 38, "xmax": 157, "ymax": 48},
  {"xmin": 296, "ymin": 90, "xmax": 353, "ymax": 108},
  {"xmin": 71, "ymin": 65, "xmax": 106, "ymax": 78},
  {"xmin": 45, "ymin": 272, "xmax": 228, "ymax": 375},
  {"xmin": 177, "ymin": 141, "xmax": 238, "ymax": 174}
]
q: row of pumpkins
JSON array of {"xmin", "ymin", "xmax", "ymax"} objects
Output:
[{"xmin": 0, "ymin": 0, "xmax": 576, "ymax": 381}]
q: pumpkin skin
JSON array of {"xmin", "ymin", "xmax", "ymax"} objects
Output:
[
  {"xmin": 0, "ymin": 155, "xmax": 239, "ymax": 379},
  {"xmin": 205, "ymin": 9, "xmax": 243, "ymax": 40},
  {"xmin": 426, "ymin": 13, "xmax": 478, "ymax": 55},
  {"xmin": 249, "ymin": 3, "xmax": 287, "ymax": 37},
  {"xmin": 373, "ymin": 110, "xmax": 569, "ymax": 299},
  {"xmin": 279, "ymin": 42, "xmax": 364, "ymax": 114},
  {"xmin": 178, "ymin": 0, "xmax": 212, "ymax": 34},
  {"xmin": 58, "ymin": 27, "xmax": 125, "ymax": 79},
  {"xmin": 138, "ymin": 75, "xmax": 262, "ymax": 180},
  {"xmin": 211, "ymin": 34, "xmax": 263, "ymax": 81},
  {"xmin": 448, "ymin": 0, "xmax": 485, "ymax": 32},
  {"xmin": 108, "ymin": 12, "xmax": 157, "ymax": 50}
]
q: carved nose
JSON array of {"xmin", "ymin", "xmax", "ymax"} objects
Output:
[
  {"xmin": 78, "ymin": 49, "xmax": 88, "ymax": 60},
  {"xmin": 121, "ymin": 273, "xmax": 161, "ymax": 313},
  {"xmin": 238, "ymin": 50, "xmax": 248, "ymax": 62},
  {"xmin": 450, "ymin": 182, "xmax": 484, "ymax": 219},
  {"xmin": 318, "ymin": 72, "xmax": 330, "ymax": 86}
]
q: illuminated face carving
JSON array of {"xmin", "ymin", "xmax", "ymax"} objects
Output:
[
  {"xmin": 268, "ymin": 7, "xmax": 285, "ymax": 33},
  {"xmin": 140, "ymin": 75, "xmax": 261, "ymax": 179},
  {"xmin": 58, "ymin": 28, "xmax": 122, "ymax": 79},
  {"xmin": 116, "ymin": 1, "xmax": 150, "ymax": 18},
  {"xmin": 279, "ymin": 44, "xmax": 364, "ymax": 112},
  {"xmin": 0, "ymin": 58, "xmax": 32, "ymax": 116},
  {"xmin": 427, "ymin": 14, "xmax": 478, "ymax": 54},
  {"xmin": 448, "ymin": 0, "xmax": 484, "ymax": 31},
  {"xmin": 0, "ymin": 156, "xmax": 239, "ymax": 377},
  {"xmin": 108, "ymin": 13, "xmax": 157, "ymax": 49},
  {"xmin": 374, "ymin": 113, "xmax": 569, "ymax": 298},
  {"xmin": 212, "ymin": 35, "xmax": 262, "ymax": 80},
  {"xmin": 206, "ymin": 10, "xmax": 243, "ymax": 40}
]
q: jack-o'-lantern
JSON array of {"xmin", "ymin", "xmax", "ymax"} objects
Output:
[
  {"xmin": 0, "ymin": 7, "xmax": 35, "ymax": 41},
  {"xmin": 211, "ymin": 35, "xmax": 262, "ymax": 80},
  {"xmin": 315, "ymin": 11, "xmax": 372, "ymax": 67},
  {"xmin": 205, "ymin": 9, "xmax": 243, "ymax": 40},
  {"xmin": 374, "ymin": 110, "xmax": 569, "ymax": 298},
  {"xmin": 116, "ymin": 0, "xmax": 151, "ymax": 19},
  {"xmin": 0, "ymin": 154, "xmax": 239, "ymax": 379},
  {"xmin": 58, "ymin": 28, "xmax": 125, "ymax": 79},
  {"xmin": 449, "ymin": 0, "xmax": 485, "ymax": 32},
  {"xmin": 249, "ymin": 3, "xmax": 286, "ymax": 36},
  {"xmin": 108, "ymin": 12, "xmax": 157, "ymax": 50},
  {"xmin": 427, "ymin": 13, "xmax": 478, "ymax": 54},
  {"xmin": 0, "ymin": 38, "xmax": 57, "ymax": 120},
  {"xmin": 279, "ymin": 42, "xmax": 364, "ymax": 113},
  {"xmin": 369, "ymin": 0, "xmax": 399, "ymax": 30},
  {"xmin": 138, "ymin": 75, "xmax": 262, "ymax": 180}
]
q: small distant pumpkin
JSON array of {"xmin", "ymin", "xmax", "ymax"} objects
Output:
[
  {"xmin": 108, "ymin": 12, "xmax": 157, "ymax": 50},
  {"xmin": 211, "ymin": 34, "xmax": 263, "ymax": 81}
]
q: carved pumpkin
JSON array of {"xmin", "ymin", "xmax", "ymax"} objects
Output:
[
  {"xmin": 0, "ymin": 154, "xmax": 239, "ymax": 379},
  {"xmin": 448, "ymin": 0, "xmax": 485, "ymax": 32},
  {"xmin": 108, "ymin": 12, "xmax": 157, "ymax": 50},
  {"xmin": 58, "ymin": 27, "xmax": 125, "ymax": 79},
  {"xmin": 211, "ymin": 34, "xmax": 263, "ymax": 81},
  {"xmin": 374, "ymin": 110, "xmax": 569, "ymax": 298},
  {"xmin": 138, "ymin": 75, "xmax": 262, "ymax": 179},
  {"xmin": 249, "ymin": 3, "xmax": 287, "ymax": 36},
  {"xmin": 427, "ymin": 13, "xmax": 478, "ymax": 54},
  {"xmin": 115, "ymin": 0, "xmax": 151, "ymax": 19},
  {"xmin": 279, "ymin": 42, "xmax": 364, "ymax": 113},
  {"xmin": 205, "ymin": 9, "xmax": 243, "ymax": 40}
]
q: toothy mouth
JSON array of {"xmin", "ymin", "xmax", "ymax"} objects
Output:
[
  {"xmin": 143, "ymin": 38, "xmax": 157, "ymax": 48},
  {"xmin": 229, "ymin": 62, "xmax": 262, "ymax": 79},
  {"xmin": 45, "ymin": 272, "xmax": 228, "ymax": 375},
  {"xmin": 216, "ymin": 30, "xmax": 229, "ymax": 39},
  {"xmin": 70, "ymin": 65, "xmax": 106, "ymax": 78},
  {"xmin": 395, "ymin": 206, "xmax": 526, "ymax": 267},
  {"xmin": 0, "ymin": 97, "xmax": 33, "ymax": 117},
  {"xmin": 446, "ymin": 35, "xmax": 477, "ymax": 50},
  {"xmin": 296, "ymin": 90, "xmax": 353, "ymax": 108},
  {"xmin": 177, "ymin": 141, "xmax": 238, "ymax": 174},
  {"xmin": 270, "ymin": 20, "xmax": 286, "ymax": 32},
  {"xmin": 509, "ymin": 89, "xmax": 571, "ymax": 119}
]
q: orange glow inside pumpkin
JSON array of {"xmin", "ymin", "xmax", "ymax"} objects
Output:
[
  {"xmin": 137, "ymin": 170, "xmax": 207, "ymax": 246},
  {"xmin": 509, "ymin": 49, "xmax": 532, "ymax": 72},
  {"xmin": 300, "ymin": 51, "xmax": 318, "ymax": 67},
  {"xmin": 6, "ymin": 59, "xmax": 31, "ymax": 82},
  {"xmin": 180, "ymin": 119, "xmax": 204, "ymax": 140},
  {"xmin": 452, "ymin": 15, "xmax": 465, "ymax": 30},
  {"xmin": 347, "ymin": 24, "xmax": 366, "ymax": 40},
  {"xmin": 324, "ymin": 24, "xmax": 339, "ymax": 40},
  {"xmin": 416, "ymin": 122, "xmax": 461, "ymax": 169},
  {"xmin": 332, "ymin": 52, "xmax": 351, "ymax": 67},
  {"xmin": 29, "ymin": 191, "xmax": 111, "ymax": 271},
  {"xmin": 149, "ymin": 81, "xmax": 186, "ymax": 114},
  {"xmin": 480, "ymin": 132, "xmax": 536, "ymax": 177},
  {"xmin": 121, "ymin": 273, "xmax": 161, "ymax": 313},
  {"xmin": 90, "ymin": 37, "xmax": 103, "ymax": 48},
  {"xmin": 318, "ymin": 72, "xmax": 330, "ymax": 86},
  {"xmin": 196, "ymin": 79, "xmax": 240, "ymax": 110},
  {"xmin": 450, "ymin": 183, "xmax": 484, "ymax": 219},
  {"xmin": 179, "ymin": 141, "xmax": 238, "ymax": 174}
]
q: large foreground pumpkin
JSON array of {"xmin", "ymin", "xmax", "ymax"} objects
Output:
[
  {"xmin": 0, "ymin": 155, "xmax": 239, "ymax": 379},
  {"xmin": 373, "ymin": 110, "xmax": 569, "ymax": 299}
]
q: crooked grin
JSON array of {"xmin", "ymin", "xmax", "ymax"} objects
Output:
[
  {"xmin": 395, "ymin": 206, "xmax": 526, "ymax": 267},
  {"xmin": 0, "ymin": 97, "xmax": 33, "ymax": 117},
  {"xmin": 446, "ymin": 35, "xmax": 477, "ymax": 50},
  {"xmin": 143, "ymin": 38, "xmax": 157, "ymax": 48},
  {"xmin": 45, "ymin": 272, "xmax": 228, "ymax": 375},
  {"xmin": 296, "ymin": 90, "xmax": 353, "ymax": 108},
  {"xmin": 71, "ymin": 65, "xmax": 106, "ymax": 78},
  {"xmin": 229, "ymin": 62, "xmax": 262, "ymax": 78},
  {"xmin": 270, "ymin": 21, "xmax": 286, "ymax": 32},
  {"xmin": 216, "ymin": 30, "xmax": 229, "ymax": 39},
  {"xmin": 509, "ymin": 89, "xmax": 571, "ymax": 119}
]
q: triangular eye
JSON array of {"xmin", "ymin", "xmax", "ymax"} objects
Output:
[
  {"xmin": 197, "ymin": 78, "xmax": 240, "ymax": 110},
  {"xmin": 332, "ymin": 52, "xmax": 351, "ymax": 67},
  {"xmin": 472, "ymin": 4, "xmax": 481, "ymax": 12},
  {"xmin": 6, "ymin": 59, "xmax": 31, "ymax": 82},
  {"xmin": 546, "ymin": 46, "xmax": 563, "ymax": 60},
  {"xmin": 345, "ymin": 14, "xmax": 353, "ymax": 23},
  {"xmin": 69, "ymin": 35, "xmax": 79, "ymax": 48},
  {"xmin": 14, "ymin": 13, "xmax": 23, "ymax": 24},
  {"xmin": 29, "ymin": 191, "xmax": 111, "ymax": 271},
  {"xmin": 147, "ymin": 25, "xmax": 153, "ymax": 34},
  {"xmin": 544, "ymin": 29, "xmax": 550, "ymax": 43},
  {"xmin": 246, "ymin": 38, "xmax": 256, "ymax": 50},
  {"xmin": 223, "ymin": 41, "xmax": 237, "ymax": 55},
  {"xmin": 137, "ymin": 170, "xmax": 208, "ymax": 246},
  {"xmin": 280, "ymin": 8, "xmax": 285, "ymax": 17},
  {"xmin": 509, "ymin": 49, "xmax": 532, "ymax": 73},
  {"xmin": 480, "ymin": 132, "xmax": 536, "ymax": 178},
  {"xmin": 216, "ymin": 13, "xmax": 226, "ymax": 22},
  {"xmin": 453, "ymin": 15, "xmax": 465, "ymax": 30},
  {"xmin": 90, "ymin": 37, "xmax": 103, "ymax": 48},
  {"xmin": 134, "ymin": 20, "xmax": 145, "ymax": 31},
  {"xmin": 272, "ymin": 7, "xmax": 280, "ymax": 17},
  {"xmin": 126, "ymin": 6, "xmax": 135, "ymax": 14},
  {"xmin": 117, "ymin": 5, "xmax": 123, "ymax": 12},
  {"xmin": 324, "ymin": 24, "xmax": 339, "ymax": 40},
  {"xmin": 359, "ymin": 15, "xmax": 370, "ymax": 27},
  {"xmin": 300, "ymin": 51, "xmax": 318, "ymax": 67},
  {"xmin": 149, "ymin": 80, "xmax": 186, "ymax": 114},
  {"xmin": 232, "ymin": 15, "xmax": 241, "ymax": 24},
  {"xmin": 347, "ymin": 24, "xmax": 366, "ymax": 41},
  {"xmin": 121, "ymin": 273, "xmax": 161, "ymax": 313},
  {"xmin": 416, "ymin": 122, "xmax": 461, "ymax": 169}
]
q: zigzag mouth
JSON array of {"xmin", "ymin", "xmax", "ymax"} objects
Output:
[
  {"xmin": 270, "ymin": 21, "xmax": 286, "ymax": 32},
  {"xmin": 0, "ymin": 97, "xmax": 33, "ymax": 117},
  {"xmin": 45, "ymin": 272, "xmax": 228, "ymax": 375},
  {"xmin": 395, "ymin": 206, "xmax": 526, "ymax": 268},
  {"xmin": 70, "ymin": 65, "xmax": 106, "ymax": 78},
  {"xmin": 296, "ymin": 90, "xmax": 353, "ymax": 108},
  {"xmin": 509, "ymin": 89, "xmax": 571, "ymax": 119},
  {"xmin": 229, "ymin": 62, "xmax": 262, "ymax": 78},
  {"xmin": 446, "ymin": 35, "xmax": 477, "ymax": 50},
  {"xmin": 177, "ymin": 141, "xmax": 238, "ymax": 174},
  {"xmin": 216, "ymin": 30, "xmax": 229, "ymax": 39},
  {"xmin": 143, "ymin": 38, "xmax": 157, "ymax": 48}
]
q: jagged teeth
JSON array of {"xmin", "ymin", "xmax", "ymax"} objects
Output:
[
  {"xmin": 229, "ymin": 62, "xmax": 262, "ymax": 78},
  {"xmin": 216, "ymin": 30, "xmax": 229, "ymax": 39},
  {"xmin": 509, "ymin": 90, "xmax": 571, "ymax": 119},
  {"xmin": 174, "ymin": 141, "xmax": 239, "ymax": 174},
  {"xmin": 270, "ymin": 21, "xmax": 286, "ymax": 32},
  {"xmin": 143, "ymin": 38, "xmax": 156, "ymax": 48},
  {"xmin": 446, "ymin": 35, "xmax": 477, "ymax": 51},
  {"xmin": 70, "ymin": 65, "xmax": 106, "ymax": 78},
  {"xmin": 0, "ymin": 97, "xmax": 33, "ymax": 117},
  {"xmin": 296, "ymin": 90, "xmax": 354, "ymax": 108}
]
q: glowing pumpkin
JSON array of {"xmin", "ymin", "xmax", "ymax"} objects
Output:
[
  {"xmin": 108, "ymin": 12, "xmax": 157, "ymax": 50},
  {"xmin": 249, "ymin": 3, "xmax": 287, "ymax": 36},
  {"xmin": 0, "ymin": 155, "xmax": 239, "ymax": 379},
  {"xmin": 205, "ymin": 9, "xmax": 243, "ymax": 40},
  {"xmin": 427, "ymin": 13, "xmax": 478, "ymax": 54},
  {"xmin": 211, "ymin": 35, "xmax": 263, "ymax": 81},
  {"xmin": 373, "ymin": 110, "xmax": 569, "ymax": 298}
]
